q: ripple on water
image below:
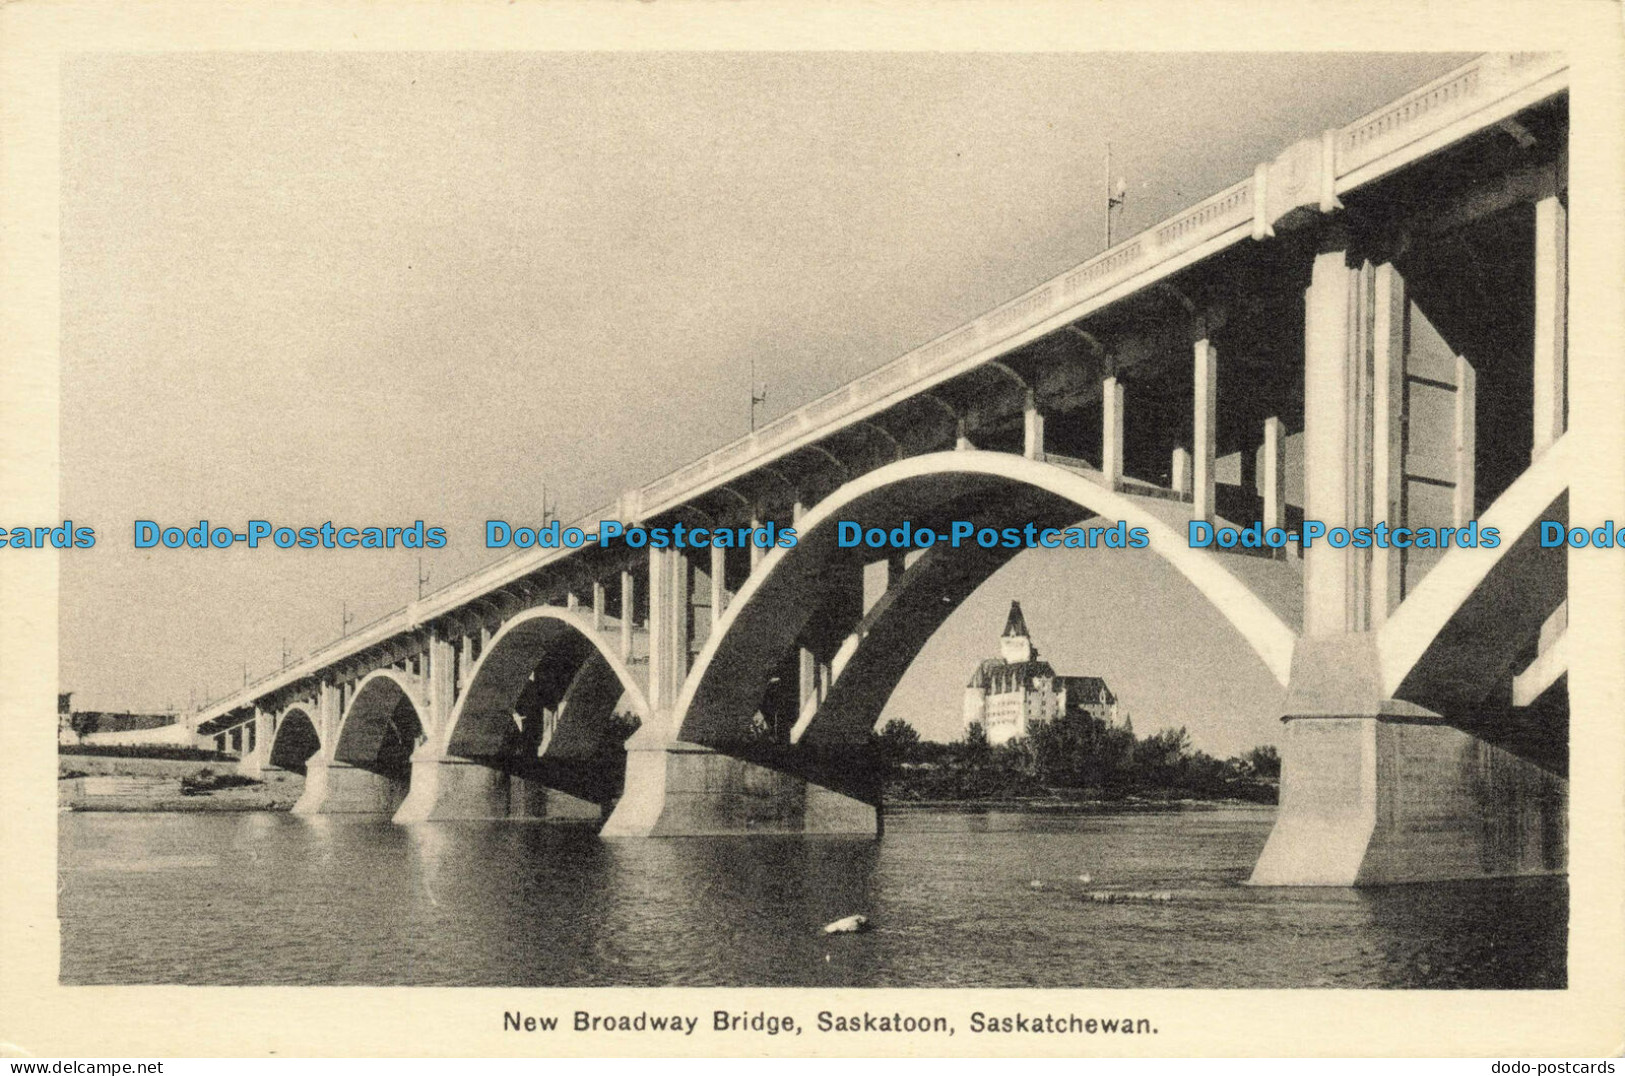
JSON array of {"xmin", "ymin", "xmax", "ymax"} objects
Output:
[{"xmin": 58, "ymin": 808, "xmax": 1565, "ymax": 988}]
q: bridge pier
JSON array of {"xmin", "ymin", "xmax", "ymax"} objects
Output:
[
  {"xmin": 236, "ymin": 707, "xmax": 274, "ymax": 778},
  {"xmin": 601, "ymin": 741, "xmax": 879, "ymax": 837},
  {"xmin": 1249, "ymin": 636, "xmax": 1566, "ymax": 886},
  {"xmin": 392, "ymin": 752, "xmax": 509, "ymax": 821},
  {"xmin": 1250, "ymin": 712, "xmax": 1566, "ymax": 886},
  {"xmin": 391, "ymin": 751, "xmax": 604, "ymax": 823},
  {"xmin": 292, "ymin": 757, "xmax": 407, "ymax": 816}
]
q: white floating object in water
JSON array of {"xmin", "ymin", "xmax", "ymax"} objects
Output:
[
  {"xmin": 1086, "ymin": 890, "xmax": 1173, "ymax": 904},
  {"xmin": 823, "ymin": 914, "xmax": 871, "ymax": 934},
  {"xmin": 1078, "ymin": 873, "xmax": 1092, "ymax": 884},
  {"xmin": 1029, "ymin": 879, "xmax": 1045, "ymax": 890}
]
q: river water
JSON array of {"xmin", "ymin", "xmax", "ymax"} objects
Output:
[{"xmin": 58, "ymin": 807, "xmax": 1565, "ymax": 988}]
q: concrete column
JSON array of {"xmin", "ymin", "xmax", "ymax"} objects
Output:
[
  {"xmin": 684, "ymin": 556, "xmax": 700, "ymax": 658},
  {"xmin": 293, "ymin": 758, "xmax": 409, "ymax": 816},
  {"xmin": 318, "ymin": 680, "xmax": 339, "ymax": 747},
  {"xmin": 603, "ymin": 742, "xmax": 879, "ymax": 837},
  {"xmin": 427, "ymin": 634, "xmax": 455, "ymax": 745},
  {"xmin": 240, "ymin": 707, "xmax": 272, "ymax": 776},
  {"xmin": 1170, "ymin": 448, "xmax": 1192, "ymax": 497},
  {"xmin": 1262, "ymin": 416, "xmax": 1286, "ymax": 533},
  {"xmin": 954, "ymin": 416, "xmax": 973, "ymax": 451},
  {"xmin": 1303, "ymin": 245, "xmax": 1357, "ymax": 638},
  {"xmin": 1022, "ymin": 390, "xmax": 1046, "ymax": 461},
  {"xmin": 1192, "ymin": 339, "xmax": 1217, "ymax": 524},
  {"xmin": 1532, "ymin": 190, "xmax": 1567, "ymax": 460},
  {"xmin": 1102, "ymin": 376, "xmax": 1123, "ymax": 489},
  {"xmin": 1239, "ymin": 428, "xmax": 1259, "ymax": 510},
  {"xmin": 749, "ymin": 510, "xmax": 766, "ymax": 571},
  {"xmin": 710, "ymin": 543, "xmax": 728, "ymax": 629},
  {"xmin": 566, "ymin": 591, "xmax": 579, "ymax": 611},
  {"xmin": 619, "ymin": 569, "xmax": 634, "ymax": 660},
  {"xmin": 647, "ymin": 546, "xmax": 688, "ymax": 713},
  {"xmin": 391, "ymin": 753, "xmax": 510, "ymax": 822},
  {"xmin": 1248, "ymin": 636, "xmax": 1567, "ymax": 886},
  {"xmin": 799, "ymin": 648, "xmax": 818, "ymax": 709},
  {"xmin": 592, "ymin": 580, "xmax": 606, "ymax": 631},
  {"xmin": 1250, "ymin": 712, "xmax": 1565, "ymax": 885},
  {"xmin": 1454, "ymin": 355, "xmax": 1477, "ymax": 526},
  {"xmin": 1370, "ymin": 263, "xmax": 1405, "ymax": 620}
]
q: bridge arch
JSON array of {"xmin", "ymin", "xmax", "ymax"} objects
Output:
[
  {"xmin": 268, "ymin": 703, "xmax": 321, "ymax": 775},
  {"xmin": 332, "ymin": 668, "xmax": 425, "ymax": 777},
  {"xmin": 441, "ymin": 605, "xmax": 651, "ymax": 764},
  {"xmin": 674, "ymin": 449, "xmax": 1300, "ymax": 747}
]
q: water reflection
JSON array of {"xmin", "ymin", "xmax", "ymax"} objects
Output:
[{"xmin": 59, "ymin": 808, "xmax": 1564, "ymax": 988}]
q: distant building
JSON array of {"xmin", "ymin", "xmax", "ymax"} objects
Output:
[
  {"xmin": 962, "ymin": 601, "xmax": 1119, "ymax": 746},
  {"xmin": 58, "ymin": 692, "xmax": 78, "ymax": 745},
  {"xmin": 59, "ymin": 692, "xmax": 181, "ymax": 746}
]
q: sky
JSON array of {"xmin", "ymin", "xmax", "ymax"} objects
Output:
[{"xmin": 58, "ymin": 50, "xmax": 1472, "ymax": 754}]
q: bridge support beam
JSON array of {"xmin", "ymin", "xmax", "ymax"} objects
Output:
[
  {"xmin": 1102, "ymin": 376, "xmax": 1123, "ymax": 489},
  {"xmin": 1170, "ymin": 447, "xmax": 1192, "ymax": 498},
  {"xmin": 238, "ymin": 706, "xmax": 273, "ymax": 777},
  {"xmin": 1262, "ymin": 416, "xmax": 1285, "ymax": 532},
  {"xmin": 1022, "ymin": 390, "xmax": 1046, "ymax": 461},
  {"xmin": 601, "ymin": 741, "xmax": 878, "ymax": 837},
  {"xmin": 1192, "ymin": 339, "xmax": 1217, "ymax": 523},
  {"xmin": 292, "ymin": 757, "xmax": 408, "ymax": 816},
  {"xmin": 619, "ymin": 569, "xmax": 635, "ymax": 659},
  {"xmin": 710, "ymin": 543, "xmax": 728, "ymax": 629},
  {"xmin": 1532, "ymin": 186, "xmax": 1567, "ymax": 461},
  {"xmin": 1248, "ymin": 636, "xmax": 1566, "ymax": 886}
]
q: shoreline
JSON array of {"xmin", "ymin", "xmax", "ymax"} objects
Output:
[
  {"xmin": 889, "ymin": 797, "xmax": 1276, "ymax": 812},
  {"xmin": 59, "ymin": 755, "xmax": 303, "ymax": 813},
  {"xmin": 59, "ymin": 753, "xmax": 1275, "ymax": 815}
]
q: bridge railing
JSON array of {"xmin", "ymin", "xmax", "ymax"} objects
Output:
[{"xmin": 627, "ymin": 53, "xmax": 1564, "ymax": 524}]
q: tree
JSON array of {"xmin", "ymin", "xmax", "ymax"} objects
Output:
[
  {"xmin": 963, "ymin": 720, "xmax": 990, "ymax": 763},
  {"xmin": 874, "ymin": 718, "xmax": 921, "ymax": 767},
  {"xmin": 1027, "ymin": 710, "xmax": 1135, "ymax": 791},
  {"xmin": 1240, "ymin": 744, "xmax": 1281, "ymax": 779},
  {"xmin": 1134, "ymin": 726, "xmax": 1193, "ymax": 787}
]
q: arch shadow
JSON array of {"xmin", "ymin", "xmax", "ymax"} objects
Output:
[
  {"xmin": 268, "ymin": 704, "xmax": 321, "ymax": 775},
  {"xmin": 443, "ymin": 606, "xmax": 651, "ymax": 806},
  {"xmin": 333, "ymin": 669, "xmax": 425, "ymax": 779}
]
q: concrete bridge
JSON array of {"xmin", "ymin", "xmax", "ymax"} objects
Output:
[{"xmin": 197, "ymin": 53, "xmax": 1571, "ymax": 885}]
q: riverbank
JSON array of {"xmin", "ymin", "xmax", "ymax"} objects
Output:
[
  {"xmin": 59, "ymin": 755, "xmax": 303, "ymax": 812},
  {"xmin": 888, "ymin": 797, "xmax": 1276, "ymax": 812},
  {"xmin": 58, "ymin": 753, "xmax": 1273, "ymax": 815}
]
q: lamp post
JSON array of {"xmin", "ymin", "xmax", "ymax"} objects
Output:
[{"xmin": 1104, "ymin": 143, "xmax": 1127, "ymax": 248}]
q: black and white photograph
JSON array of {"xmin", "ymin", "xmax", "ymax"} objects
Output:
[{"xmin": 4, "ymin": 1, "xmax": 1624, "ymax": 1060}]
